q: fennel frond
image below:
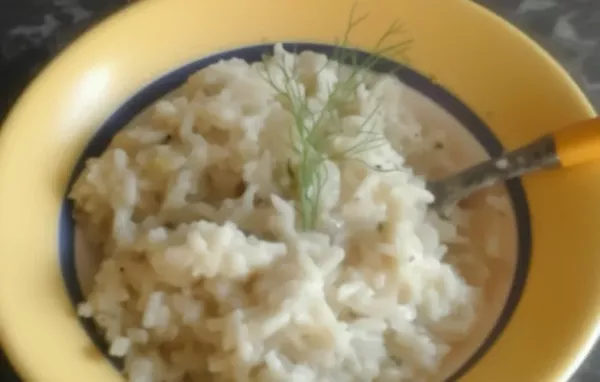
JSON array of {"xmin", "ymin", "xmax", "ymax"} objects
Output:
[{"xmin": 262, "ymin": 4, "xmax": 411, "ymax": 231}]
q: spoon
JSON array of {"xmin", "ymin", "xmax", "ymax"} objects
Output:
[{"xmin": 427, "ymin": 117, "xmax": 600, "ymax": 212}]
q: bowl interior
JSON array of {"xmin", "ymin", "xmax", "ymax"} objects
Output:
[{"xmin": 59, "ymin": 43, "xmax": 530, "ymax": 380}]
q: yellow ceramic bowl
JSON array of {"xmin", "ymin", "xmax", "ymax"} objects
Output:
[{"xmin": 0, "ymin": 0, "xmax": 598, "ymax": 381}]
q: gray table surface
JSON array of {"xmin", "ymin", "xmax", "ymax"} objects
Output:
[{"xmin": 0, "ymin": 0, "xmax": 599, "ymax": 381}]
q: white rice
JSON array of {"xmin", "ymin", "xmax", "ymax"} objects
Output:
[{"xmin": 71, "ymin": 44, "xmax": 479, "ymax": 381}]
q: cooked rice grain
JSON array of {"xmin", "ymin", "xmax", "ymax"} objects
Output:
[{"xmin": 71, "ymin": 44, "xmax": 478, "ymax": 382}]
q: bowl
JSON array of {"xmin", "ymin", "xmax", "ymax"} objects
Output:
[{"xmin": 0, "ymin": 0, "xmax": 598, "ymax": 381}]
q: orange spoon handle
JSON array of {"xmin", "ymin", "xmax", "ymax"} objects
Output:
[
  {"xmin": 553, "ymin": 117, "xmax": 600, "ymax": 168},
  {"xmin": 428, "ymin": 117, "xmax": 600, "ymax": 210}
]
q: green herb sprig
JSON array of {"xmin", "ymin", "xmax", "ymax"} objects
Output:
[{"xmin": 262, "ymin": 4, "xmax": 411, "ymax": 231}]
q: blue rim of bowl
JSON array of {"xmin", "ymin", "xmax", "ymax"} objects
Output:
[{"xmin": 58, "ymin": 42, "xmax": 532, "ymax": 381}]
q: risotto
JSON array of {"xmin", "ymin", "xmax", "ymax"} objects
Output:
[{"xmin": 71, "ymin": 44, "xmax": 479, "ymax": 382}]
